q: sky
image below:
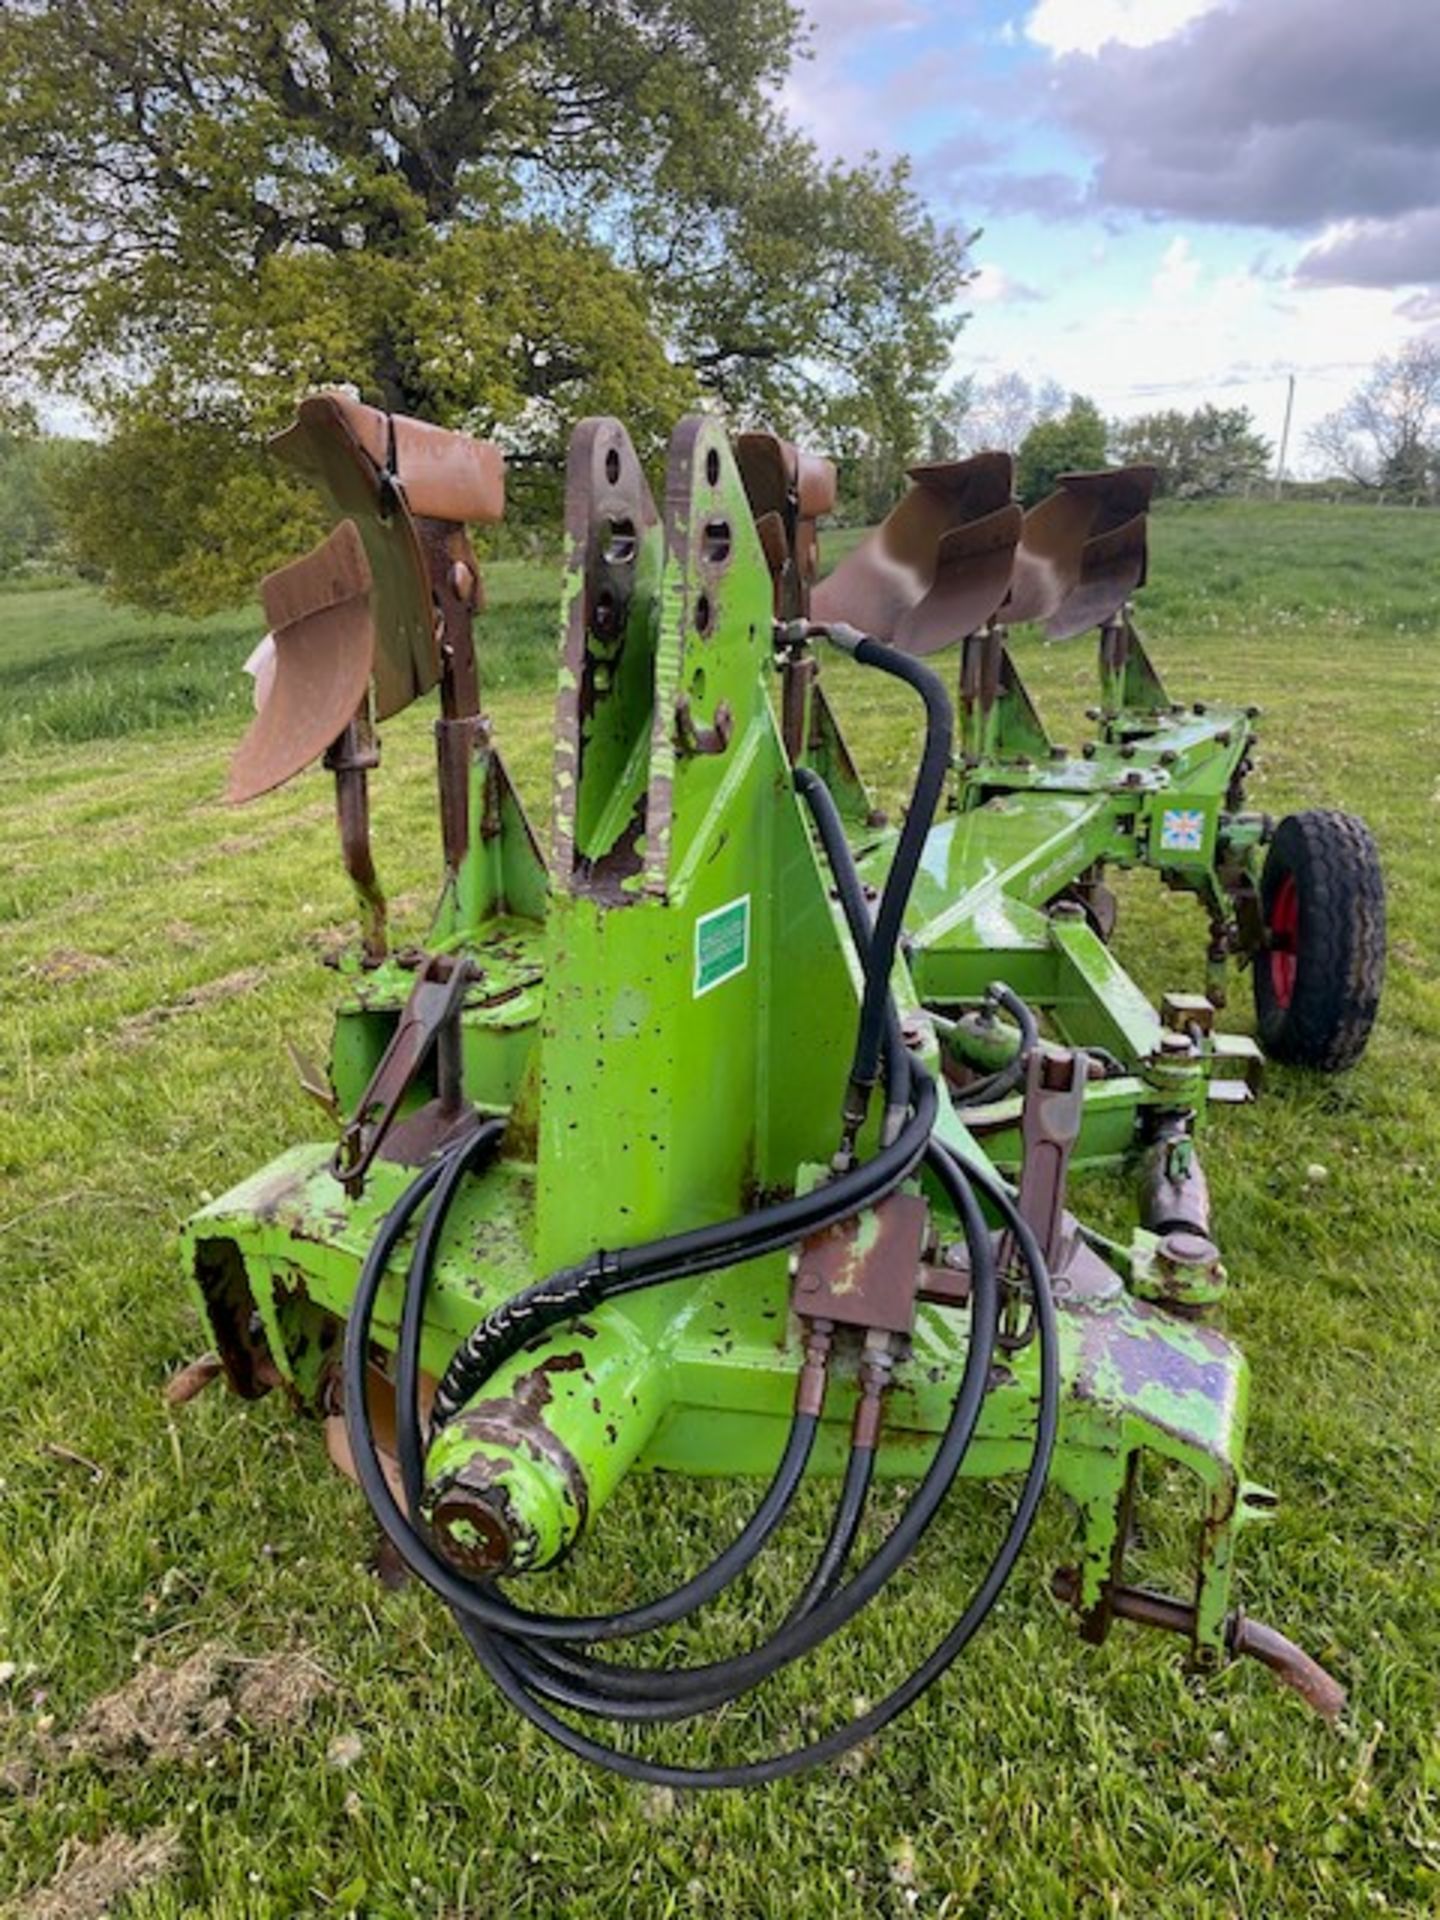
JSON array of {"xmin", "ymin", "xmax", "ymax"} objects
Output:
[{"xmin": 782, "ymin": 0, "xmax": 1440, "ymax": 472}]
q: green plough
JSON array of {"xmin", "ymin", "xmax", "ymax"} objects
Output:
[{"xmin": 179, "ymin": 395, "xmax": 1385, "ymax": 1784}]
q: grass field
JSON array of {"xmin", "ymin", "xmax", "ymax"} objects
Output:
[{"xmin": 1, "ymin": 500, "xmax": 1438, "ymax": 1917}]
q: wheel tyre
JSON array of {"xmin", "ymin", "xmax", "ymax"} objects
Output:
[{"xmin": 1252, "ymin": 809, "xmax": 1385, "ymax": 1071}]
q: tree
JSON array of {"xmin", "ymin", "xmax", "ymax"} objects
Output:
[
  {"xmin": 0, "ymin": 1, "xmax": 966, "ymax": 606},
  {"xmin": 0, "ymin": 431, "xmax": 83, "ymax": 575},
  {"xmin": 1308, "ymin": 340, "xmax": 1440, "ymax": 502},
  {"xmin": 957, "ymin": 372, "xmax": 1065, "ymax": 456},
  {"xmin": 922, "ymin": 377, "xmax": 975, "ymax": 463},
  {"xmin": 1112, "ymin": 403, "xmax": 1270, "ymax": 498},
  {"xmin": 1014, "ymin": 395, "xmax": 1107, "ymax": 506}
]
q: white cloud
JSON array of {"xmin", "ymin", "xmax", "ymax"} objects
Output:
[
  {"xmin": 969, "ymin": 264, "xmax": 1045, "ymax": 306},
  {"xmin": 1152, "ymin": 236, "xmax": 1200, "ymax": 298},
  {"xmin": 955, "ymin": 238, "xmax": 1417, "ymax": 474},
  {"xmin": 1025, "ymin": 0, "xmax": 1227, "ymax": 56}
]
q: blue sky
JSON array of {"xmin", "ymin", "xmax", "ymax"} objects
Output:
[{"xmin": 783, "ymin": 0, "xmax": 1440, "ymax": 470}]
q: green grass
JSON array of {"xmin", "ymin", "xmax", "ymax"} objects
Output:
[
  {"xmin": 2, "ymin": 499, "xmax": 1439, "ymax": 1916},
  {"xmin": 0, "ymin": 562, "xmax": 558, "ymax": 759}
]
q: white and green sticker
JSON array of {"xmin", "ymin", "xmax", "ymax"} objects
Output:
[{"xmin": 693, "ymin": 894, "xmax": 750, "ymax": 998}]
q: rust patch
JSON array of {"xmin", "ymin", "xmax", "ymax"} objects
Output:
[
  {"xmin": 509, "ymin": 1348, "xmax": 585, "ymax": 1415},
  {"xmin": 438, "ymin": 1404, "xmax": 590, "ymax": 1550},
  {"xmin": 794, "ymin": 1193, "xmax": 929, "ymax": 1335}
]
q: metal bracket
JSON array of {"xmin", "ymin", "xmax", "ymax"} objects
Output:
[
  {"xmin": 332, "ymin": 952, "xmax": 473, "ymax": 1195},
  {"xmin": 793, "ymin": 1191, "xmax": 930, "ymax": 1335},
  {"xmin": 1009, "ymin": 1048, "xmax": 1087, "ymax": 1274}
]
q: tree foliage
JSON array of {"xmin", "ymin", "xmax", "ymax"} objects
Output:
[
  {"xmin": 1308, "ymin": 340, "xmax": 1440, "ymax": 502},
  {"xmin": 1014, "ymin": 395, "xmax": 1107, "ymax": 506},
  {"xmin": 0, "ymin": 0, "xmax": 966, "ymax": 605},
  {"xmin": 0, "ymin": 432, "xmax": 83, "ymax": 575},
  {"xmin": 1112, "ymin": 403, "xmax": 1270, "ymax": 499}
]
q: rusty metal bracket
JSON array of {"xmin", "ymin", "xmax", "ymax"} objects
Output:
[
  {"xmin": 1009, "ymin": 1047, "xmax": 1088, "ymax": 1274},
  {"xmin": 324, "ymin": 715, "xmax": 387, "ymax": 967},
  {"xmin": 994, "ymin": 1047, "xmax": 1089, "ymax": 1350},
  {"xmin": 792, "ymin": 1191, "xmax": 930, "ymax": 1335},
  {"xmin": 332, "ymin": 952, "xmax": 473, "ymax": 1195},
  {"xmin": 1052, "ymin": 1568, "xmax": 1345, "ymax": 1722}
]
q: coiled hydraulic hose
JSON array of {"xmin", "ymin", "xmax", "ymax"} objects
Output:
[
  {"xmin": 347, "ymin": 1117, "xmax": 1055, "ymax": 1784},
  {"xmin": 341, "ymin": 629, "xmax": 1059, "ymax": 1784}
]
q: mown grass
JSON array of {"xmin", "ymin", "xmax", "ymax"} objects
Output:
[
  {"xmin": 1, "ymin": 500, "xmax": 1438, "ymax": 1917},
  {"xmin": 0, "ymin": 562, "xmax": 558, "ymax": 759}
]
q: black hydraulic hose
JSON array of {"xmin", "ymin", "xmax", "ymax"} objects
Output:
[
  {"xmin": 834, "ymin": 637, "xmax": 953, "ymax": 1117},
  {"xmin": 794, "ymin": 764, "xmax": 907, "ymax": 1137},
  {"xmin": 951, "ymin": 982, "xmax": 1040, "ymax": 1110},
  {"xmin": 394, "ymin": 1119, "xmax": 505, "ymax": 1510},
  {"xmin": 782, "ymin": 1443, "xmax": 876, "ymax": 1626},
  {"xmin": 512, "ymin": 1450, "xmax": 875, "ymax": 1729}
]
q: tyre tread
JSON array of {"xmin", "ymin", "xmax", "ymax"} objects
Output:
[{"xmin": 1253, "ymin": 808, "xmax": 1385, "ymax": 1072}]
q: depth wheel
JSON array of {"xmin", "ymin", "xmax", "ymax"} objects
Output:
[{"xmin": 1253, "ymin": 809, "xmax": 1384, "ymax": 1071}]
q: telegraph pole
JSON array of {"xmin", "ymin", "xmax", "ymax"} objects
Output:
[{"xmin": 1273, "ymin": 373, "xmax": 1295, "ymax": 500}]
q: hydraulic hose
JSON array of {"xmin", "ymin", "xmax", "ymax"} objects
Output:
[
  {"xmin": 449, "ymin": 1148, "xmax": 1057, "ymax": 1786},
  {"xmin": 821, "ymin": 635, "xmax": 953, "ymax": 1134},
  {"xmin": 347, "ymin": 1115, "xmax": 1054, "ymax": 1787},
  {"xmin": 794, "ymin": 764, "xmax": 908, "ymax": 1139},
  {"xmin": 951, "ymin": 981, "xmax": 1041, "ymax": 1109},
  {"xmin": 781, "ymin": 1441, "xmax": 876, "ymax": 1627}
]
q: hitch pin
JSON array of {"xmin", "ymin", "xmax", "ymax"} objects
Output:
[{"xmin": 1052, "ymin": 1570, "xmax": 1345, "ymax": 1722}]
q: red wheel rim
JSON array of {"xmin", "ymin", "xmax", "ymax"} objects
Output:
[{"xmin": 1266, "ymin": 872, "xmax": 1300, "ymax": 1009}]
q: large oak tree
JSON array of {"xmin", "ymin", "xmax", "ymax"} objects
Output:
[{"xmin": 0, "ymin": 0, "xmax": 966, "ymax": 606}]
